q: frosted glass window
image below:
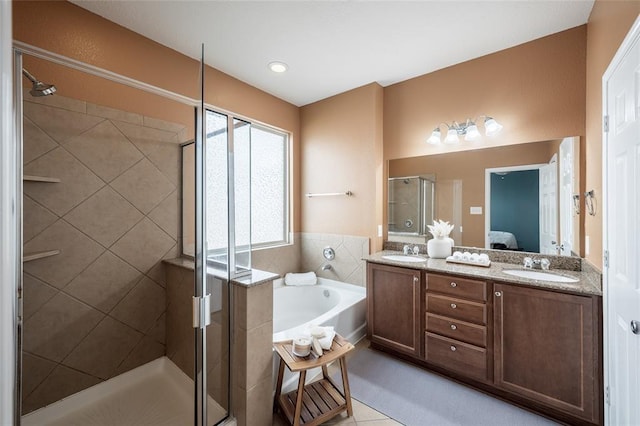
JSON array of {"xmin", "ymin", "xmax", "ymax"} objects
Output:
[
  {"xmin": 251, "ymin": 125, "xmax": 288, "ymax": 247},
  {"xmin": 205, "ymin": 110, "xmax": 228, "ymax": 252}
]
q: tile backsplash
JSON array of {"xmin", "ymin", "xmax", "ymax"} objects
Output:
[
  {"xmin": 21, "ymin": 92, "xmax": 187, "ymax": 413},
  {"xmin": 300, "ymin": 233, "xmax": 370, "ymax": 286}
]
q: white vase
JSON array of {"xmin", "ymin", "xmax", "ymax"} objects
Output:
[{"xmin": 427, "ymin": 236, "xmax": 452, "ymax": 259}]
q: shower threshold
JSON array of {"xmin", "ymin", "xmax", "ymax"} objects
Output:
[{"xmin": 21, "ymin": 357, "xmax": 227, "ymax": 426}]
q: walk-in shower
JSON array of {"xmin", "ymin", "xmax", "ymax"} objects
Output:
[
  {"xmin": 15, "ymin": 49, "xmax": 230, "ymax": 426},
  {"xmin": 22, "ymin": 69, "xmax": 56, "ymax": 97}
]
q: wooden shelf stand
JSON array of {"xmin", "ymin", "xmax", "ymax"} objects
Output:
[{"xmin": 273, "ymin": 334, "xmax": 354, "ymax": 426}]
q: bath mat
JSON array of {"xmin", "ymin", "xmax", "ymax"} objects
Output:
[{"xmin": 336, "ymin": 347, "xmax": 559, "ymax": 426}]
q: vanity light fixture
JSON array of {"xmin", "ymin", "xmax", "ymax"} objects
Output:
[
  {"xmin": 268, "ymin": 61, "xmax": 288, "ymax": 73},
  {"xmin": 426, "ymin": 116, "xmax": 503, "ymax": 145}
]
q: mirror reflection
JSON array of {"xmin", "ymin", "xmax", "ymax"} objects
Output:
[{"xmin": 388, "ymin": 137, "xmax": 582, "ymax": 257}]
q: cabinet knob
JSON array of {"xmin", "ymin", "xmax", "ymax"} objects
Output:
[
  {"xmin": 450, "ymin": 345, "xmax": 457, "ymax": 352},
  {"xmin": 450, "ymin": 324, "xmax": 457, "ymax": 330},
  {"xmin": 450, "ymin": 282, "xmax": 457, "ymax": 288},
  {"xmin": 413, "ymin": 276, "xmax": 419, "ymax": 284},
  {"xmin": 450, "ymin": 303, "xmax": 457, "ymax": 309},
  {"xmin": 495, "ymin": 291, "xmax": 502, "ymax": 297}
]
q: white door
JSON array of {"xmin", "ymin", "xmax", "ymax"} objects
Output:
[
  {"xmin": 539, "ymin": 155, "xmax": 558, "ymax": 255},
  {"xmin": 559, "ymin": 138, "xmax": 575, "ymax": 256},
  {"xmin": 604, "ymin": 16, "xmax": 640, "ymax": 426}
]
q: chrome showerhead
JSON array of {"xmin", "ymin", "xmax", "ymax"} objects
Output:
[{"xmin": 22, "ymin": 69, "xmax": 56, "ymax": 97}]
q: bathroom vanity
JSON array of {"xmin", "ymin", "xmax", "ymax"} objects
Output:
[{"xmin": 366, "ymin": 251, "xmax": 602, "ymax": 426}]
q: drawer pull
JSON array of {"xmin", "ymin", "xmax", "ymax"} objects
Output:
[
  {"xmin": 495, "ymin": 291, "xmax": 502, "ymax": 297},
  {"xmin": 450, "ymin": 345, "xmax": 457, "ymax": 352},
  {"xmin": 450, "ymin": 324, "xmax": 457, "ymax": 330},
  {"xmin": 450, "ymin": 282, "xmax": 457, "ymax": 288},
  {"xmin": 450, "ymin": 303, "xmax": 457, "ymax": 309}
]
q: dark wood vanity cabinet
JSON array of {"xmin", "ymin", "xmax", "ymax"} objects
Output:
[
  {"xmin": 366, "ymin": 262, "xmax": 422, "ymax": 357},
  {"xmin": 493, "ymin": 283, "xmax": 600, "ymax": 423},
  {"xmin": 424, "ymin": 272, "xmax": 491, "ymax": 382},
  {"xmin": 366, "ymin": 262, "xmax": 602, "ymax": 425}
]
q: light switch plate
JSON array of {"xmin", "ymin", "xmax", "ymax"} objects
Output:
[{"xmin": 470, "ymin": 206, "xmax": 483, "ymax": 215}]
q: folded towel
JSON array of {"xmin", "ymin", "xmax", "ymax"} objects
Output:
[
  {"xmin": 284, "ymin": 272, "xmax": 317, "ymax": 286},
  {"xmin": 304, "ymin": 325, "xmax": 336, "ymax": 351}
]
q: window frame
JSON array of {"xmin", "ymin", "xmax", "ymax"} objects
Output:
[{"xmin": 249, "ymin": 122, "xmax": 291, "ymax": 249}]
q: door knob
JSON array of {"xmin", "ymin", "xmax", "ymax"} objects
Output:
[{"xmin": 632, "ymin": 320, "xmax": 640, "ymax": 335}]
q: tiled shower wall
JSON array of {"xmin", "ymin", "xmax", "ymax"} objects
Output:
[{"xmin": 21, "ymin": 92, "xmax": 186, "ymax": 413}]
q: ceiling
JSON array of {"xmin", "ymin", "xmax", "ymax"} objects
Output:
[{"xmin": 71, "ymin": 1, "xmax": 595, "ymax": 107}]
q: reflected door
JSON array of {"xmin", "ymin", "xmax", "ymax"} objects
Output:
[{"xmin": 539, "ymin": 155, "xmax": 558, "ymax": 255}]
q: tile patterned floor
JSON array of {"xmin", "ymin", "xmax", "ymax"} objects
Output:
[{"xmin": 272, "ymin": 398, "xmax": 402, "ymax": 426}]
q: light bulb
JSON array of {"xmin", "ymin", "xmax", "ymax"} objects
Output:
[
  {"xmin": 268, "ymin": 61, "xmax": 288, "ymax": 73},
  {"xmin": 427, "ymin": 128, "xmax": 441, "ymax": 144},
  {"xmin": 484, "ymin": 117, "xmax": 503, "ymax": 136},
  {"xmin": 444, "ymin": 128, "xmax": 459, "ymax": 144},
  {"xmin": 464, "ymin": 123, "xmax": 480, "ymax": 141}
]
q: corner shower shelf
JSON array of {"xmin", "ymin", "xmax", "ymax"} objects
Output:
[
  {"xmin": 23, "ymin": 175, "xmax": 61, "ymax": 183},
  {"xmin": 23, "ymin": 250, "xmax": 60, "ymax": 262}
]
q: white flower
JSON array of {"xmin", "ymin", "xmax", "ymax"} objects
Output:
[{"xmin": 427, "ymin": 220, "xmax": 454, "ymax": 239}]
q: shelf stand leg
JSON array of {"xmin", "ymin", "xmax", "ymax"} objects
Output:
[
  {"xmin": 339, "ymin": 357, "xmax": 353, "ymax": 417},
  {"xmin": 293, "ymin": 370, "xmax": 306, "ymax": 426},
  {"xmin": 274, "ymin": 358, "xmax": 285, "ymax": 413}
]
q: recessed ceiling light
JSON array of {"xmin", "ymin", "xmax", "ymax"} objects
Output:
[{"xmin": 268, "ymin": 61, "xmax": 288, "ymax": 73}]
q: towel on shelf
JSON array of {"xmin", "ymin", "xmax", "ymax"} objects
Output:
[{"xmin": 284, "ymin": 271, "xmax": 317, "ymax": 286}]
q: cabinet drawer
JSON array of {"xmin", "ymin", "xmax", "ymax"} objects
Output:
[
  {"xmin": 427, "ymin": 273, "xmax": 487, "ymax": 302},
  {"xmin": 426, "ymin": 313, "xmax": 487, "ymax": 347},
  {"xmin": 425, "ymin": 332, "xmax": 488, "ymax": 381},
  {"xmin": 427, "ymin": 294, "xmax": 487, "ymax": 325}
]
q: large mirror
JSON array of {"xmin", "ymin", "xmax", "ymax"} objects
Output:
[{"xmin": 388, "ymin": 137, "xmax": 583, "ymax": 257}]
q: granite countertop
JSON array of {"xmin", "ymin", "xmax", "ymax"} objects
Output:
[{"xmin": 365, "ymin": 251, "xmax": 602, "ymax": 296}]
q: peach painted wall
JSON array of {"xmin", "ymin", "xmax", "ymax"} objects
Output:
[
  {"xmin": 585, "ymin": 0, "xmax": 640, "ymax": 270},
  {"xmin": 383, "ymin": 26, "xmax": 587, "ymax": 163},
  {"xmin": 300, "ymin": 83, "xmax": 384, "ymax": 252},
  {"xmin": 13, "ymin": 0, "xmax": 301, "ymax": 232}
]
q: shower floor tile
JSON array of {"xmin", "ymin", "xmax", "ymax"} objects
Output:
[{"xmin": 22, "ymin": 357, "xmax": 226, "ymax": 426}]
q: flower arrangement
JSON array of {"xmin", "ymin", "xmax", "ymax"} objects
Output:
[{"xmin": 427, "ymin": 220, "xmax": 454, "ymax": 239}]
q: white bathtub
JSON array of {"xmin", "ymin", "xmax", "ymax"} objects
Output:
[
  {"xmin": 272, "ymin": 277, "xmax": 367, "ymax": 391},
  {"xmin": 272, "ymin": 277, "xmax": 367, "ymax": 342}
]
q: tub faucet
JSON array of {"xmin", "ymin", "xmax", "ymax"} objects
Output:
[{"xmin": 321, "ymin": 264, "xmax": 333, "ymax": 271}]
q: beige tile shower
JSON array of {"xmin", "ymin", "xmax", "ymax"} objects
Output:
[{"xmin": 21, "ymin": 93, "xmax": 188, "ymax": 414}]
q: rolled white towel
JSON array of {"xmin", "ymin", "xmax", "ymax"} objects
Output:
[
  {"xmin": 308, "ymin": 325, "xmax": 336, "ymax": 350},
  {"xmin": 284, "ymin": 272, "xmax": 317, "ymax": 286}
]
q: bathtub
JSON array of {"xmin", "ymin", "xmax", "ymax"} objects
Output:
[{"xmin": 272, "ymin": 277, "xmax": 367, "ymax": 391}]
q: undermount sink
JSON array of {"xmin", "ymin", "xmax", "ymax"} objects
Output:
[
  {"xmin": 382, "ymin": 255, "xmax": 427, "ymax": 263},
  {"xmin": 502, "ymin": 269, "xmax": 579, "ymax": 283}
]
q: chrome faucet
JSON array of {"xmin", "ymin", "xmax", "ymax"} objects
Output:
[
  {"xmin": 321, "ymin": 264, "xmax": 333, "ymax": 271},
  {"xmin": 523, "ymin": 257, "xmax": 550, "ymax": 270},
  {"xmin": 403, "ymin": 245, "xmax": 411, "ymax": 255}
]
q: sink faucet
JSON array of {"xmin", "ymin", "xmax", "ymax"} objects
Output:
[
  {"xmin": 403, "ymin": 245, "xmax": 411, "ymax": 255},
  {"xmin": 523, "ymin": 257, "xmax": 550, "ymax": 270}
]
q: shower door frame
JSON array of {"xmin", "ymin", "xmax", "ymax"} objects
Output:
[{"xmin": 12, "ymin": 42, "xmax": 234, "ymax": 426}]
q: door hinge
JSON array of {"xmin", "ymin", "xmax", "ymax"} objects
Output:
[
  {"xmin": 605, "ymin": 386, "xmax": 611, "ymax": 406},
  {"xmin": 604, "ymin": 250, "xmax": 610, "ymax": 268},
  {"xmin": 604, "ymin": 115, "xmax": 609, "ymax": 133},
  {"xmin": 192, "ymin": 294, "xmax": 211, "ymax": 329}
]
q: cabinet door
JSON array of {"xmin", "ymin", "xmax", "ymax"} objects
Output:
[
  {"xmin": 493, "ymin": 283, "xmax": 597, "ymax": 421},
  {"xmin": 367, "ymin": 263, "xmax": 421, "ymax": 357}
]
